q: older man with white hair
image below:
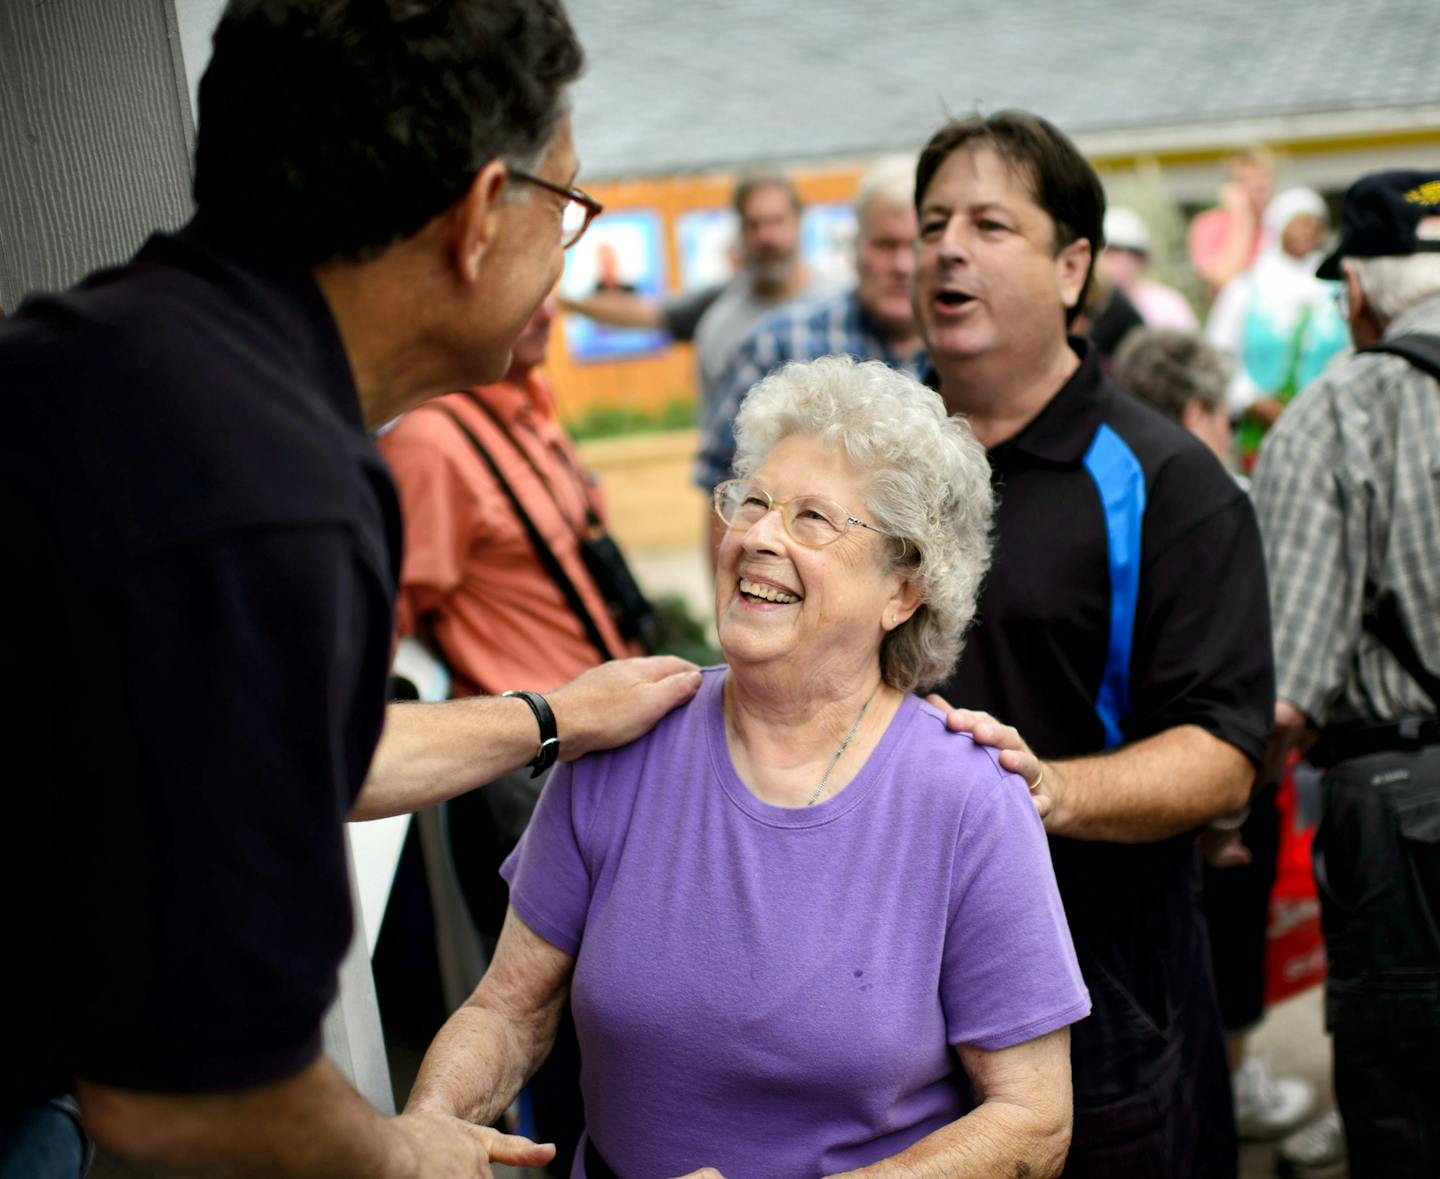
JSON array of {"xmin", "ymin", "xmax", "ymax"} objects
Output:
[
  {"xmin": 692, "ymin": 158, "xmax": 928, "ymax": 495},
  {"xmin": 1254, "ymin": 169, "xmax": 1440, "ymax": 1179}
]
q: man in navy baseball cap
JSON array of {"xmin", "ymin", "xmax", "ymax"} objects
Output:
[
  {"xmin": 1317, "ymin": 170, "xmax": 1440, "ymax": 279},
  {"xmin": 1257, "ymin": 163, "xmax": 1440, "ymax": 1179}
]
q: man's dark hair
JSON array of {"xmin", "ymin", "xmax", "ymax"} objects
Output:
[
  {"xmin": 914, "ymin": 110, "xmax": 1105, "ymax": 325},
  {"xmin": 732, "ymin": 171, "xmax": 803, "ymax": 219},
  {"xmin": 194, "ymin": 0, "xmax": 584, "ymax": 265}
]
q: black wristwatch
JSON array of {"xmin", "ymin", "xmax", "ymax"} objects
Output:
[{"xmin": 503, "ymin": 690, "xmax": 559, "ymax": 778}]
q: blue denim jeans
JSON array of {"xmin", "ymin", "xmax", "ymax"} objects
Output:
[
  {"xmin": 0, "ymin": 1095, "xmax": 92, "ymax": 1179},
  {"xmin": 1316, "ymin": 744, "xmax": 1440, "ymax": 1179}
]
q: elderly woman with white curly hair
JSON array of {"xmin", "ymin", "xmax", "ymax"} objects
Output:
[{"xmin": 406, "ymin": 356, "xmax": 1090, "ymax": 1179}]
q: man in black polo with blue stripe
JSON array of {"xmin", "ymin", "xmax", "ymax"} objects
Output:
[{"xmin": 917, "ymin": 111, "xmax": 1273, "ymax": 1177}]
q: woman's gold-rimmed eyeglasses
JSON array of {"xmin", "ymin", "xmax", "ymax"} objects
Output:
[
  {"xmin": 713, "ymin": 478, "xmax": 892, "ymax": 548},
  {"xmin": 509, "ymin": 169, "xmax": 604, "ymax": 249}
]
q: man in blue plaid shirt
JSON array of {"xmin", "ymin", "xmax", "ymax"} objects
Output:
[{"xmin": 693, "ymin": 158, "xmax": 928, "ymax": 495}]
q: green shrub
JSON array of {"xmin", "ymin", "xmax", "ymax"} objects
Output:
[
  {"xmin": 566, "ymin": 397, "xmax": 695, "ymax": 441},
  {"xmin": 648, "ymin": 592, "xmax": 720, "ymax": 666}
]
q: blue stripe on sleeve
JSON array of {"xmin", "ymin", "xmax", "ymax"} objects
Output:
[{"xmin": 1082, "ymin": 424, "xmax": 1147, "ymax": 748}]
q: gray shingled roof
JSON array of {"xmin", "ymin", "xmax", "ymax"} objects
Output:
[{"xmin": 564, "ymin": 0, "xmax": 1440, "ymax": 179}]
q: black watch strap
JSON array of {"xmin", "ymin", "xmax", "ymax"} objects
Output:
[{"xmin": 503, "ymin": 690, "xmax": 559, "ymax": 778}]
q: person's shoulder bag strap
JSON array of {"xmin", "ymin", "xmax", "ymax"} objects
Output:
[
  {"xmin": 1358, "ymin": 332, "xmax": 1440, "ymax": 383},
  {"xmin": 457, "ymin": 389, "xmax": 658, "ymax": 652},
  {"xmin": 426, "ymin": 403, "xmax": 619, "ymax": 664},
  {"xmin": 1351, "ymin": 335, "xmax": 1440, "ymax": 712},
  {"xmin": 457, "ymin": 389, "xmax": 605, "ymax": 534},
  {"xmin": 1363, "ymin": 586, "xmax": 1440, "ymax": 715}
]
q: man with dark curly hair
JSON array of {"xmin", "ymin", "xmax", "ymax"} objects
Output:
[{"xmin": 915, "ymin": 110, "xmax": 1273, "ymax": 1178}]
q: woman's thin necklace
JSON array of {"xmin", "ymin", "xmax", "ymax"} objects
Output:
[{"xmin": 807, "ymin": 681, "xmax": 882, "ymax": 806}]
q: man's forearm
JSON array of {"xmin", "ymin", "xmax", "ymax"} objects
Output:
[
  {"xmin": 353, "ymin": 657, "xmax": 703, "ymax": 821},
  {"xmin": 353, "ymin": 696, "xmax": 537, "ymax": 820},
  {"xmin": 1045, "ymin": 724, "xmax": 1254, "ymax": 842},
  {"xmin": 79, "ymin": 1060, "xmax": 415, "ymax": 1178},
  {"xmin": 558, "ymin": 291, "xmax": 665, "ymax": 331}
]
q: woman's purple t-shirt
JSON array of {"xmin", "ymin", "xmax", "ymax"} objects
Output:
[{"xmin": 502, "ymin": 668, "xmax": 1088, "ymax": 1178}]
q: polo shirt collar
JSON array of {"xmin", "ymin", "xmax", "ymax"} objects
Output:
[
  {"xmin": 178, "ymin": 216, "xmax": 363, "ymax": 433},
  {"xmin": 992, "ymin": 336, "xmax": 1110, "ymax": 466}
]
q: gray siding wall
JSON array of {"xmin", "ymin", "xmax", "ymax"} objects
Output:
[{"xmin": 0, "ymin": 0, "xmax": 195, "ymax": 309}]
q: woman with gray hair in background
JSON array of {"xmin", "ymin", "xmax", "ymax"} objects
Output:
[
  {"xmin": 404, "ymin": 355, "xmax": 1090, "ymax": 1178},
  {"xmin": 1113, "ymin": 326, "xmax": 1237, "ymax": 469}
]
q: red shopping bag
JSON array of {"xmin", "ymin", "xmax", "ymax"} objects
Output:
[{"xmin": 1264, "ymin": 753, "xmax": 1327, "ymax": 1004}]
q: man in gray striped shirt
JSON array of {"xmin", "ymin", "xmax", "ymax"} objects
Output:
[{"xmin": 1253, "ymin": 169, "xmax": 1440, "ymax": 1179}]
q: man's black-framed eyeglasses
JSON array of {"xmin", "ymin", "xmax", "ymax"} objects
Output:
[{"xmin": 509, "ymin": 168, "xmax": 604, "ymax": 249}]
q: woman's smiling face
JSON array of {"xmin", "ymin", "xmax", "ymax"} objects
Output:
[{"xmin": 715, "ymin": 432, "xmax": 917, "ymax": 686}]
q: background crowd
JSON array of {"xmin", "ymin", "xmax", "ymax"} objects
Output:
[{"xmin": 2, "ymin": 3, "xmax": 1438, "ymax": 1179}]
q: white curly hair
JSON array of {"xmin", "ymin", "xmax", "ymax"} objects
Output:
[{"xmin": 732, "ymin": 355, "xmax": 993, "ymax": 692}]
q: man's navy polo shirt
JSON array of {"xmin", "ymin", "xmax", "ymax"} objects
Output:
[
  {"xmin": 937, "ymin": 340, "xmax": 1273, "ymax": 900},
  {"xmin": 0, "ymin": 220, "xmax": 400, "ymax": 1111}
]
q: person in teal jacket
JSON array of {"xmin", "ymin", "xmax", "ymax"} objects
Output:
[{"xmin": 1206, "ymin": 187, "xmax": 1350, "ymax": 469}]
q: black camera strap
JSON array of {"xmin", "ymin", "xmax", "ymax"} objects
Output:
[
  {"xmin": 456, "ymin": 390, "xmax": 657, "ymax": 651},
  {"xmin": 1363, "ymin": 585, "xmax": 1440, "ymax": 715},
  {"xmin": 1353, "ymin": 334, "xmax": 1440, "ymax": 712},
  {"xmin": 427, "ymin": 403, "xmax": 619, "ymax": 664},
  {"xmin": 458, "ymin": 389, "xmax": 603, "ymax": 540}
]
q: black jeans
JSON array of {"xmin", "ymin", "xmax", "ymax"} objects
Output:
[
  {"xmin": 1315, "ymin": 745, "xmax": 1440, "ymax": 1178},
  {"xmin": 1059, "ymin": 842, "xmax": 1236, "ymax": 1178}
]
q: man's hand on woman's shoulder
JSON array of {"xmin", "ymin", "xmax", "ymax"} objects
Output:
[
  {"xmin": 551, "ymin": 656, "xmax": 703, "ymax": 761},
  {"xmin": 927, "ymin": 697, "xmax": 1056, "ymax": 822}
]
